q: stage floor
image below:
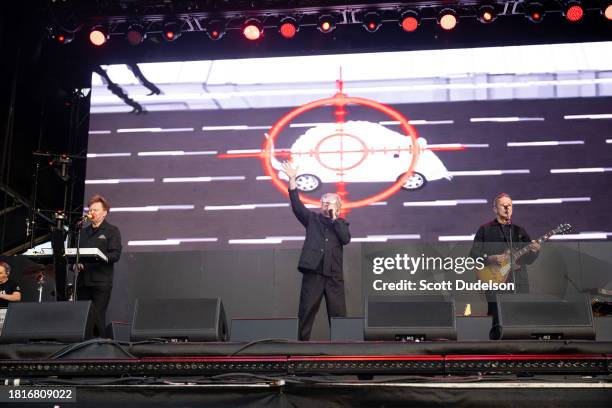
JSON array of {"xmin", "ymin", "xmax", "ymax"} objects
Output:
[{"xmin": 1, "ymin": 340, "xmax": 611, "ymax": 407}]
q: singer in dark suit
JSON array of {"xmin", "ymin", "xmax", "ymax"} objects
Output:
[
  {"xmin": 77, "ymin": 194, "xmax": 122, "ymax": 333},
  {"xmin": 282, "ymin": 162, "xmax": 351, "ymax": 341},
  {"xmin": 469, "ymin": 192, "xmax": 540, "ymax": 339}
]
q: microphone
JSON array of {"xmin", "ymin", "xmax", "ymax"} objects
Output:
[
  {"xmin": 328, "ymin": 209, "xmax": 334, "ymax": 219},
  {"xmin": 79, "ymin": 213, "xmax": 92, "ymax": 223},
  {"xmin": 503, "ymin": 205, "xmax": 511, "ymax": 225}
]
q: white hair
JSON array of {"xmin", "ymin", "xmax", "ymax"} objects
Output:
[{"xmin": 321, "ymin": 193, "xmax": 342, "ymax": 208}]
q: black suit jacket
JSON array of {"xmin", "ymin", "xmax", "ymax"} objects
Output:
[
  {"xmin": 78, "ymin": 219, "xmax": 122, "ymax": 287},
  {"xmin": 469, "ymin": 219, "xmax": 538, "ymax": 296},
  {"xmin": 289, "ymin": 188, "xmax": 351, "ymax": 276}
]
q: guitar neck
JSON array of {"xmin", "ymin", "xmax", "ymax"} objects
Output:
[{"xmin": 513, "ymin": 230, "xmax": 554, "ymax": 258}]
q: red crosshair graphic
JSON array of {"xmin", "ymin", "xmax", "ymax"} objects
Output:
[
  {"xmin": 261, "ymin": 78, "xmax": 421, "ymax": 211},
  {"xmin": 217, "ymin": 72, "xmax": 464, "ymax": 212}
]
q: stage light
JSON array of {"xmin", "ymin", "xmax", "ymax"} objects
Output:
[
  {"xmin": 163, "ymin": 21, "xmax": 181, "ymax": 41},
  {"xmin": 478, "ymin": 5, "xmax": 497, "ymax": 23},
  {"xmin": 564, "ymin": 1, "xmax": 584, "ymax": 22},
  {"xmin": 53, "ymin": 30, "xmax": 74, "ymax": 44},
  {"xmin": 362, "ymin": 12, "xmax": 381, "ymax": 33},
  {"xmin": 89, "ymin": 26, "xmax": 108, "ymax": 46},
  {"xmin": 318, "ymin": 15, "xmax": 336, "ymax": 33},
  {"xmin": 604, "ymin": 4, "xmax": 612, "ymax": 20},
  {"xmin": 525, "ymin": 2, "xmax": 545, "ymax": 22},
  {"xmin": 243, "ymin": 19, "xmax": 263, "ymax": 41},
  {"xmin": 400, "ymin": 10, "xmax": 420, "ymax": 32},
  {"xmin": 438, "ymin": 9, "xmax": 458, "ymax": 30},
  {"xmin": 205, "ymin": 20, "xmax": 226, "ymax": 40},
  {"xmin": 279, "ymin": 17, "xmax": 298, "ymax": 39},
  {"xmin": 126, "ymin": 24, "xmax": 146, "ymax": 45}
]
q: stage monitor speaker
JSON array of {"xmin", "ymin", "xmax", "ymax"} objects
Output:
[
  {"xmin": 230, "ymin": 318, "xmax": 298, "ymax": 342},
  {"xmin": 497, "ymin": 293, "xmax": 595, "ymax": 340},
  {"xmin": 0, "ymin": 301, "xmax": 99, "ymax": 343},
  {"xmin": 131, "ymin": 298, "xmax": 227, "ymax": 342},
  {"xmin": 365, "ymin": 296, "xmax": 456, "ymax": 341},
  {"xmin": 330, "ymin": 317, "xmax": 364, "ymax": 341}
]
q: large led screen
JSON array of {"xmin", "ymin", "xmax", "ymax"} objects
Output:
[{"xmin": 86, "ymin": 41, "xmax": 612, "ymax": 252}]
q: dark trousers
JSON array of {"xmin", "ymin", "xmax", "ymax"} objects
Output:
[
  {"xmin": 77, "ymin": 284, "xmax": 112, "ymax": 337},
  {"xmin": 487, "ymin": 274, "xmax": 530, "ymax": 340},
  {"xmin": 488, "ymin": 302, "xmax": 501, "ymax": 340},
  {"xmin": 298, "ymin": 272, "xmax": 347, "ymax": 341}
]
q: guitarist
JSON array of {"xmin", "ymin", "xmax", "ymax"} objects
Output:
[{"xmin": 469, "ymin": 193, "xmax": 540, "ymax": 339}]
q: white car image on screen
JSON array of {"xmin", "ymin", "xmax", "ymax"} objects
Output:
[{"xmin": 271, "ymin": 120, "xmax": 452, "ymax": 192}]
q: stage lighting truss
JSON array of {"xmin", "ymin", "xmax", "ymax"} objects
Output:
[{"xmin": 58, "ymin": 1, "xmax": 612, "ymax": 47}]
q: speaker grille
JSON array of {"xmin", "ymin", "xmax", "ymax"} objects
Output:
[
  {"xmin": 497, "ymin": 294, "xmax": 595, "ymax": 340},
  {"xmin": 133, "ymin": 298, "xmax": 218, "ymax": 331},
  {"xmin": 131, "ymin": 298, "xmax": 226, "ymax": 342},
  {"xmin": 368, "ymin": 300, "xmax": 454, "ymax": 328},
  {"xmin": 1, "ymin": 301, "xmax": 96, "ymax": 343},
  {"xmin": 501, "ymin": 301, "xmax": 591, "ymax": 327}
]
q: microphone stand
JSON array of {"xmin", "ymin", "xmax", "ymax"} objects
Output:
[
  {"xmin": 506, "ymin": 208, "xmax": 515, "ymax": 292},
  {"xmin": 71, "ymin": 218, "xmax": 86, "ymax": 302}
]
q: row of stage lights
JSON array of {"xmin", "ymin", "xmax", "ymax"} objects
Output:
[{"xmin": 52, "ymin": 2, "xmax": 612, "ymax": 46}]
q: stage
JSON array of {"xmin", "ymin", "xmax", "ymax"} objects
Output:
[{"xmin": 1, "ymin": 339, "xmax": 611, "ymax": 407}]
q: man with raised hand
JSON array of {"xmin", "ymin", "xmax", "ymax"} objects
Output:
[{"xmin": 282, "ymin": 161, "xmax": 351, "ymax": 341}]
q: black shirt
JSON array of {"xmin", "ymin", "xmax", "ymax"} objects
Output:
[
  {"xmin": 289, "ymin": 188, "xmax": 351, "ymax": 277},
  {"xmin": 78, "ymin": 219, "xmax": 122, "ymax": 287},
  {"xmin": 0, "ymin": 279, "xmax": 21, "ymax": 308},
  {"xmin": 470, "ymin": 219, "xmax": 538, "ymax": 292}
]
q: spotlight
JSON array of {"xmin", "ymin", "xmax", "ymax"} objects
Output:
[
  {"xmin": 564, "ymin": 1, "xmax": 584, "ymax": 22},
  {"xmin": 318, "ymin": 15, "xmax": 336, "ymax": 33},
  {"xmin": 438, "ymin": 9, "xmax": 458, "ymax": 30},
  {"xmin": 279, "ymin": 17, "xmax": 298, "ymax": 39},
  {"xmin": 126, "ymin": 24, "xmax": 146, "ymax": 45},
  {"xmin": 362, "ymin": 12, "xmax": 381, "ymax": 33},
  {"xmin": 52, "ymin": 30, "xmax": 74, "ymax": 44},
  {"xmin": 478, "ymin": 5, "xmax": 497, "ymax": 23},
  {"xmin": 89, "ymin": 26, "xmax": 108, "ymax": 46},
  {"xmin": 163, "ymin": 21, "xmax": 181, "ymax": 41},
  {"xmin": 205, "ymin": 20, "xmax": 225, "ymax": 40},
  {"xmin": 243, "ymin": 19, "xmax": 263, "ymax": 41},
  {"xmin": 604, "ymin": 3, "xmax": 612, "ymax": 20},
  {"xmin": 400, "ymin": 10, "xmax": 420, "ymax": 32},
  {"xmin": 525, "ymin": 2, "xmax": 545, "ymax": 23}
]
